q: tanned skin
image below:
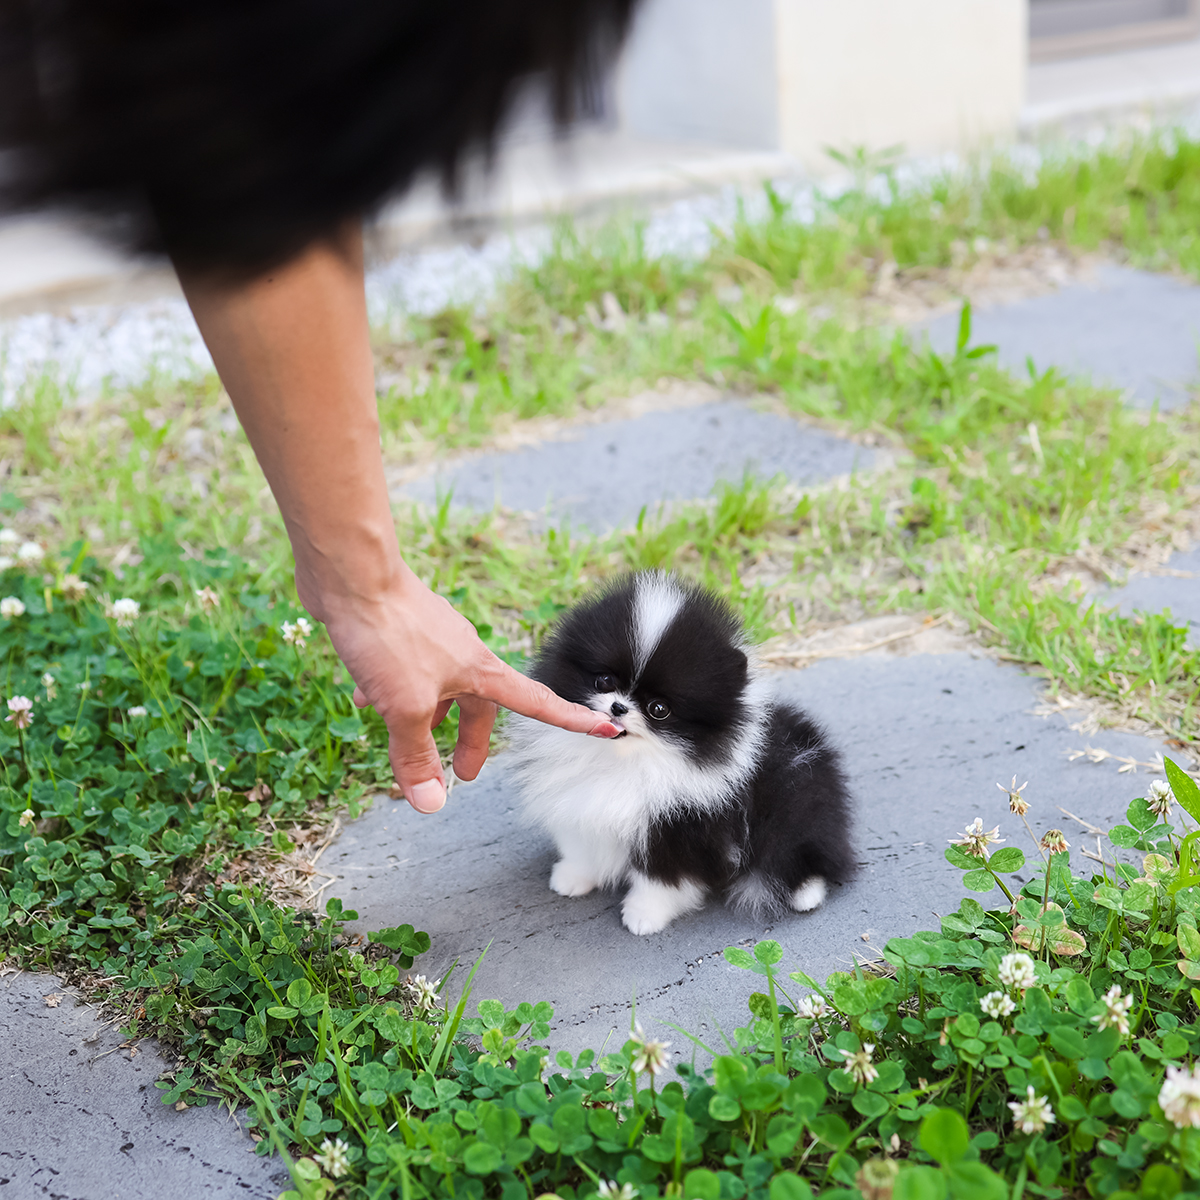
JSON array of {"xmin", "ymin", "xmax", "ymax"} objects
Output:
[{"xmin": 181, "ymin": 225, "xmax": 617, "ymax": 815}]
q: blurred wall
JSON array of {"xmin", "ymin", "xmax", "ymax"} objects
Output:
[
  {"xmin": 616, "ymin": 0, "xmax": 1028, "ymax": 168},
  {"xmin": 616, "ymin": 0, "xmax": 780, "ymax": 148},
  {"xmin": 776, "ymin": 0, "xmax": 1027, "ymax": 167}
]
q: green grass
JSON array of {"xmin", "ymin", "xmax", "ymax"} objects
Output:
[
  {"xmin": 6, "ymin": 137, "xmax": 1200, "ymax": 735},
  {"xmin": 4, "ymin": 126, "xmax": 1200, "ymax": 1199}
]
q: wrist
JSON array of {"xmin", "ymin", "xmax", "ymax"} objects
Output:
[{"xmin": 291, "ymin": 516, "xmax": 411, "ymax": 625}]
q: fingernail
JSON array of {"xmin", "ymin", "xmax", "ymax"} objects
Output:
[
  {"xmin": 589, "ymin": 721, "xmax": 621, "ymax": 739},
  {"xmin": 408, "ymin": 780, "xmax": 446, "ymax": 813}
]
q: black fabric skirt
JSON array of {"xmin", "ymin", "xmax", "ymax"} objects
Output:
[{"xmin": 0, "ymin": 0, "xmax": 635, "ymax": 273}]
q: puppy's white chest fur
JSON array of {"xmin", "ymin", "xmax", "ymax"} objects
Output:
[
  {"xmin": 509, "ymin": 715, "xmax": 753, "ymax": 934},
  {"xmin": 511, "ymin": 719, "xmax": 708, "ymax": 862}
]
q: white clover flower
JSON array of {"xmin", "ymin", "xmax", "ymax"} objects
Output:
[
  {"xmin": 405, "ymin": 974, "xmax": 442, "ymax": 1013},
  {"xmin": 1160, "ymin": 1065, "xmax": 1200, "ymax": 1129},
  {"xmin": 980, "ymin": 991, "xmax": 1016, "ymax": 1019},
  {"xmin": 127, "ymin": 706, "xmax": 149, "ymax": 718},
  {"xmin": 998, "ymin": 952, "xmax": 1037, "ymax": 992},
  {"xmin": 107, "ymin": 597, "xmax": 140, "ymax": 627},
  {"xmin": 0, "ymin": 556, "xmax": 12, "ymax": 571},
  {"xmin": 839, "ymin": 1043, "xmax": 879, "ymax": 1086},
  {"xmin": 630, "ymin": 1022, "xmax": 671, "ymax": 1077},
  {"xmin": 598, "ymin": 1182, "xmax": 638, "ymax": 1200},
  {"xmin": 1148, "ymin": 779, "xmax": 1174, "ymax": 818},
  {"xmin": 797, "ymin": 994, "xmax": 828, "ymax": 1020},
  {"xmin": 194, "ymin": 586, "xmax": 220, "ymax": 613},
  {"xmin": 6, "ymin": 695, "xmax": 34, "ymax": 730},
  {"xmin": 76, "ymin": 680, "xmax": 91, "ymax": 692},
  {"xmin": 281, "ymin": 616, "xmax": 314, "ymax": 649},
  {"xmin": 1040, "ymin": 829, "xmax": 1070, "ymax": 855},
  {"xmin": 0, "ymin": 596, "xmax": 26, "ymax": 619},
  {"xmin": 1091, "ymin": 984, "xmax": 1135, "ymax": 1037},
  {"xmin": 998, "ymin": 777, "xmax": 1030, "ymax": 816},
  {"xmin": 41, "ymin": 673, "xmax": 56, "ymax": 700},
  {"xmin": 18, "ymin": 808, "xmax": 35, "ymax": 828},
  {"xmin": 0, "ymin": 528, "xmax": 17, "ymax": 546},
  {"xmin": 313, "ymin": 1137, "xmax": 351, "ymax": 1178},
  {"xmin": 1009, "ymin": 1086, "xmax": 1055, "ymax": 1135},
  {"xmin": 16, "ymin": 541, "xmax": 44, "ymax": 564},
  {"xmin": 949, "ymin": 817, "xmax": 1005, "ymax": 859},
  {"xmin": 60, "ymin": 574, "xmax": 89, "ymax": 601}
]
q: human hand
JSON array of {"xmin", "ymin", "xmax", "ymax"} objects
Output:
[{"xmin": 316, "ymin": 566, "xmax": 619, "ymax": 814}]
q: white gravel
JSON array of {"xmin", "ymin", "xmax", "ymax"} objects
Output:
[
  {"xmin": 0, "ymin": 177, "xmax": 838, "ymax": 407},
  {"xmin": 0, "ymin": 131, "xmax": 1142, "ymax": 408}
]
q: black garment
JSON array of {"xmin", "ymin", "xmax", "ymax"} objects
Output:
[{"xmin": 0, "ymin": 0, "xmax": 636, "ymax": 273}]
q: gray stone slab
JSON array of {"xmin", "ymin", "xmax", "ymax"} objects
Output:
[
  {"xmin": 326, "ymin": 650, "xmax": 1168, "ymax": 1060},
  {"xmin": 1105, "ymin": 546, "xmax": 1200, "ymax": 639},
  {"xmin": 920, "ymin": 263, "xmax": 1200, "ymax": 409},
  {"xmin": 0, "ymin": 972, "xmax": 287, "ymax": 1199},
  {"xmin": 403, "ymin": 400, "xmax": 874, "ymax": 531}
]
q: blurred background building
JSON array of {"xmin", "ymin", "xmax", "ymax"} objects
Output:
[{"xmin": 4, "ymin": 0, "xmax": 1200, "ymax": 312}]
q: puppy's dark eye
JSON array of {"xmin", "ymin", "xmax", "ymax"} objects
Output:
[
  {"xmin": 594, "ymin": 675, "xmax": 617, "ymax": 693},
  {"xmin": 646, "ymin": 699, "xmax": 671, "ymax": 721}
]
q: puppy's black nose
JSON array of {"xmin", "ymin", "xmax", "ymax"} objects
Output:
[{"xmin": 610, "ymin": 701, "xmax": 628, "ymax": 717}]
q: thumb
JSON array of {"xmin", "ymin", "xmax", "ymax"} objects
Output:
[{"xmin": 387, "ymin": 718, "xmax": 447, "ymax": 814}]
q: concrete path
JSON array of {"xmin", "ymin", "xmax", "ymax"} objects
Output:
[
  {"xmin": 921, "ymin": 262, "xmax": 1200, "ymax": 409},
  {"xmin": 403, "ymin": 399, "xmax": 874, "ymax": 530},
  {"xmin": 327, "ymin": 649, "xmax": 1164, "ymax": 1063},
  {"xmin": 1105, "ymin": 545, "xmax": 1200, "ymax": 640},
  {"xmin": 0, "ymin": 970, "xmax": 286, "ymax": 1198}
]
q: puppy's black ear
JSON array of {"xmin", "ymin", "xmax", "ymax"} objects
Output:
[{"xmin": 722, "ymin": 646, "xmax": 748, "ymax": 685}]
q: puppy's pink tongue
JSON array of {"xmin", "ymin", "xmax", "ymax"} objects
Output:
[{"xmin": 588, "ymin": 720, "xmax": 623, "ymax": 739}]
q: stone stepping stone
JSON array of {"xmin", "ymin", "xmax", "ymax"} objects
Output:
[
  {"xmin": 326, "ymin": 649, "xmax": 1168, "ymax": 1059},
  {"xmin": 0, "ymin": 971, "xmax": 286, "ymax": 1198},
  {"xmin": 1104, "ymin": 546, "xmax": 1200, "ymax": 641},
  {"xmin": 402, "ymin": 399, "xmax": 874, "ymax": 531},
  {"xmin": 920, "ymin": 263, "xmax": 1200, "ymax": 410}
]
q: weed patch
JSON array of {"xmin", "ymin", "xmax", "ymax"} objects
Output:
[
  {"xmin": 117, "ymin": 765, "xmax": 1200, "ymax": 1200},
  {"xmin": 6, "ymin": 130, "xmax": 1200, "ymax": 1198}
]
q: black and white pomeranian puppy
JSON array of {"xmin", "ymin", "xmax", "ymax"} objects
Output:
[{"xmin": 509, "ymin": 572, "xmax": 853, "ymax": 935}]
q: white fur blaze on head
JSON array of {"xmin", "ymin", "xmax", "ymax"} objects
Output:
[
  {"xmin": 791, "ymin": 877, "xmax": 827, "ymax": 912},
  {"xmin": 632, "ymin": 572, "xmax": 685, "ymax": 678},
  {"xmin": 621, "ymin": 873, "xmax": 706, "ymax": 935}
]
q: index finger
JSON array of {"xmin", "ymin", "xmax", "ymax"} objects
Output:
[{"xmin": 475, "ymin": 655, "xmax": 619, "ymax": 737}]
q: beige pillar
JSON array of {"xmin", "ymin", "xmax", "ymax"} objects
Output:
[{"xmin": 773, "ymin": 0, "xmax": 1028, "ymax": 170}]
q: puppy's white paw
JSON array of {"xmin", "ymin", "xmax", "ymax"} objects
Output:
[
  {"xmin": 791, "ymin": 877, "xmax": 827, "ymax": 912},
  {"xmin": 621, "ymin": 875, "xmax": 706, "ymax": 935},
  {"xmin": 549, "ymin": 860, "xmax": 598, "ymax": 897},
  {"xmin": 621, "ymin": 896, "xmax": 673, "ymax": 936}
]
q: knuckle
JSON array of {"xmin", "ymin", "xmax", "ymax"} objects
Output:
[{"xmin": 390, "ymin": 752, "xmax": 441, "ymax": 782}]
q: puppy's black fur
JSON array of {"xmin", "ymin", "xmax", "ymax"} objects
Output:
[
  {"xmin": 635, "ymin": 703, "xmax": 854, "ymax": 913},
  {"xmin": 514, "ymin": 572, "xmax": 854, "ymax": 930}
]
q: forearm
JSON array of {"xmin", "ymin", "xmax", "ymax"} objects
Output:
[
  {"xmin": 179, "ymin": 227, "xmax": 615, "ymax": 810},
  {"xmin": 178, "ymin": 225, "xmax": 400, "ymax": 620}
]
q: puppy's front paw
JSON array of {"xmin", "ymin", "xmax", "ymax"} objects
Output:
[
  {"xmin": 549, "ymin": 860, "xmax": 598, "ymax": 897},
  {"xmin": 621, "ymin": 875, "xmax": 705, "ymax": 935},
  {"xmin": 791, "ymin": 877, "xmax": 827, "ymax": 912},
  {"xmin": 621, "ymin": 896, "xmax": 671, "ymax": 936}
]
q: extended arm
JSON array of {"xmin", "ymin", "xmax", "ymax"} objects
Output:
[{"xmin": 180, "ymin": 226, "xmax": 614, "ymax": 813}]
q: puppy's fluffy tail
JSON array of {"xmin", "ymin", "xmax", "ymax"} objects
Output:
[{"xmin": 724, "ymin": 870, "xmax": 793, "ymax": 920}]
